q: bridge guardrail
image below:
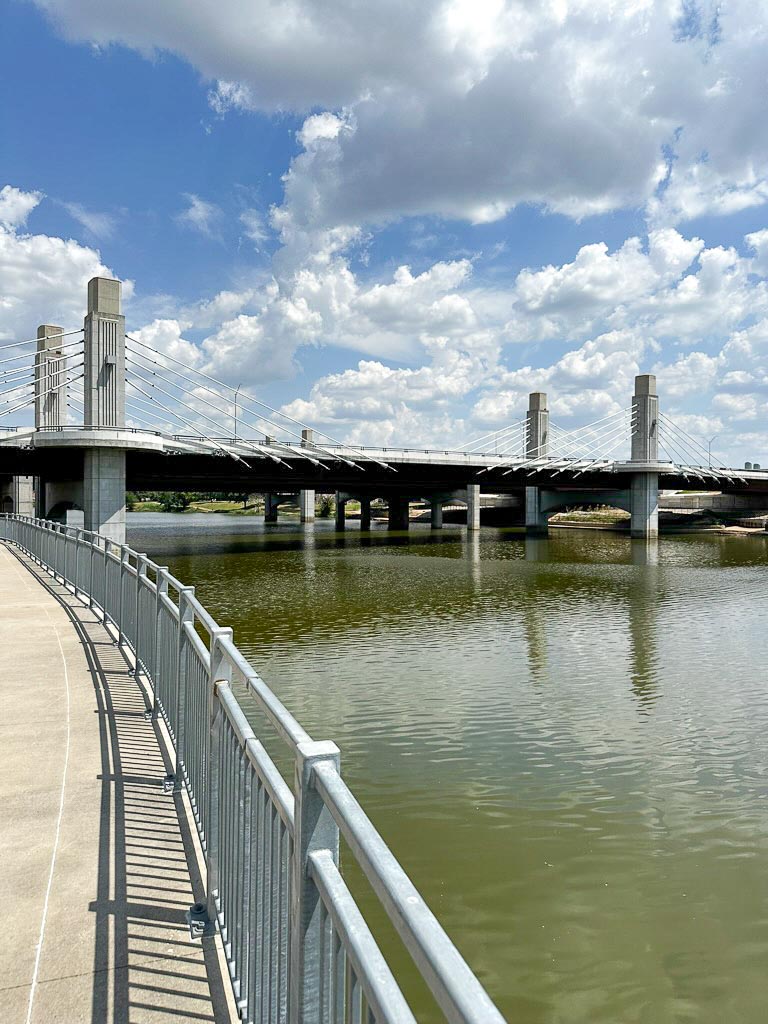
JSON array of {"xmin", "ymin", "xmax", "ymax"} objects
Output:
[{"xmin": 0, "ymin": 514, "xmax": 505, "ymax": 1024}]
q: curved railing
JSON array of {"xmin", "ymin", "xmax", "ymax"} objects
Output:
[{"xmin": 0, "ymin": 514, "xmax": 505, "ymax": 1024}]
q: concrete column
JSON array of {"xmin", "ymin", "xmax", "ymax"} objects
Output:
[
  {"xmin": 264, "ymin": 492, "xmax": 279, "ymax": 523},
  {"xmin": 335, "ymin": 492, "xmax": 347, "ymax": 530},
  {"xmin": 360, "ymin": 496, "xmax": 372, "ymax": 531},
  {"xmin": 630, "ymin": 473, "xmax": 659, "ymax": 539},
  {"xmin": 526, "ymin": 391, "xmax": 549, "ymax": 534},
  {"xmin": 466, "ymin": 483, "xmax": 481, "ymax": 531},
  {"xmin": 388, "ymin": 495, "xmax": 409, "ymax": 531},
  {"xmin": 35, "ymin": 325, "xmax": 67, "ymax": 428},
  {"xmin": 300, "ymin": 429, "xmax": 315, "ymax": 523},
  {"xmin": 84, "ymin": 278, "xmax": 125, "ymax": 428},
  {"xmin": 430, "ymin": 498, "xmax": 443, "ymax": 530},
  {"xmin": 83, "ymin": 449, "xmax": 125, "ymax": 543},
  {"xmin": 525, "ymin": 487, "xmax": 549, "ymax": 535},
  {"xmin": 630, "ymin": 374, "xmax": 659, "ymax": 538},
  {"xmin": 12, "ymin": 476, "xmax": 35, "ymax": 516}
]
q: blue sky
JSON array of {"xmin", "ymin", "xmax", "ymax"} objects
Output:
[{"xmin": 2, "ymin": 0, "xmax": 768, "ymax": 463}]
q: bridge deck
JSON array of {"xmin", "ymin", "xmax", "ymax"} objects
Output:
[{"xmin": 0, "ymin": 545, "xmax": 233, "ymax": 1023}]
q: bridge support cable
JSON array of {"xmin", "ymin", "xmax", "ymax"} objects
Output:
[
  {"xmin": 0, "ymin": 328, "xmax": 82, "ymax": 354},
  {"xmin": 484, "ymin": 405, "xmax": 630, "ymax": 474},
  {"xmin": 125, "ymin": 364, "xmax": 299, "ymax": 465},
  {"xmin": 657, "ymin": 421, "xmax": 722, "ymax": 483},
  {"xmin": 541, "ymin": 416, "xmax": 635, "ymax": 474},
  {"xmin": 127, "ymin": 346, "xmax": 346, "ymax": 469},
  {"xmin": 0, "ymin": 362, "xmax": 82, "ymax": 415},
  {"xmin": 125, "ymin": 377, "xmax": 272, "ymax": 469},
  {"xmin": 126, "ymin": 339, "xmax": 364, "ymax": 471},
  {"xmin": 125, "ymin": 352, "xmax": 332, "ymax": 469},
  {"xmin": 0, "ymin": 371, "xmax": 84, "ymax": 423},
  {"xmin": 549, "ymin": 414, "xmax": 636, "ymax": 476},
  {"xmin": 658, "ymin": 413, "xmax": 744, "ymax": 483},
  {"xmin": 0, "ymin": 338, "xmax": 84, "ymax": 371},
  {"xmin": 571, "ymin": 425, "xmax": 641, "ymax": 477},
  {"xmin": 126, "ymin": 334, "xmax": 394, "ymax": 471},
  {"xmin": 456, "ymin": 419, "xmax": 527, "ymax": 455},
  {"xmin": 500, "ymin": 409, "xmax": 633, "ymax": 476}
]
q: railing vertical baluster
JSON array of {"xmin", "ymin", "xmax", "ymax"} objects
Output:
[
  {"xmin": 117, "ymin": 545, "xmax": 127, "ymax": 645},
  {"xmin": 135, "ymin": 553, "xmax": 147, "ymax": 679},
  {"xmin": 207, "ymin": 628, "xmax": 233, "ymax": 926},
  {"xmin": 173, "ymin": 586, "xmax": 195, "ymax": 795},
  {"xmin": 289, "ymin": 740, "xmax": 341, "ymax": 1024},
  {"xmin": 152, "ymin": 567, "xmax": 169, "ymax": 717},
  {"xmin": 88, "ymin": 532, "xmax": 95, "ymax": 610}
]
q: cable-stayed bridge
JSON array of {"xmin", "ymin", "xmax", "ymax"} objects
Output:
[{"xmin": 1, "ymin": 276, "xmax": 766, "ymax": 542}]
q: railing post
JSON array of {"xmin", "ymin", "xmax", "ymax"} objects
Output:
[
  {"xmin": 117, "ymin": 546, "xmax": 129, "ymax": 646},
  {"xmin": 289, "ymin": 740, "xmax": 341, "ymax": 1024},
  {"xmin": 206, "ymin": 628, "xmax": 233, "ymax": 925},
  {"xmin": 73, "ymin": 528, "xmax": 82, "ymax": 596},
  {"xmin": 88, "ymin": 532, "xmax": 95, "ymax": 608},
  {"xmin": 173, "ymin": 586, "xmax": 196, "ymax": 794}
]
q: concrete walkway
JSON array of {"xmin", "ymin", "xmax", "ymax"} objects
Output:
[{"xmin": 0, "ymin": 543, "xmax": 233, "ymax": 1023}]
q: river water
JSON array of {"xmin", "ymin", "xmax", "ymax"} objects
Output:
[{"xmin": 128, "ymin": 513, "xmax": 768, "ymax": 1023}]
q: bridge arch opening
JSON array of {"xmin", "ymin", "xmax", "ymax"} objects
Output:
[
  {"xmin": 1, "ymin": 496, "xmax": 13, "ymax": 513},
  {"xmin": 47, "ymin": 500, "xmax": 83, "ymax": 524}
]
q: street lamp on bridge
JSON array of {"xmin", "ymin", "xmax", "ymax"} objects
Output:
[
  {"xmin": 233, "ymin": 383, "xmax": 242, "ymax": 440},
  {"xmin": 707, "ymin": 434, "xmax": 718, "ymax": 468}
]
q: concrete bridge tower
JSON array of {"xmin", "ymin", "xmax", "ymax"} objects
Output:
[
  {"xmin": 82, "ymin": 278, "xmax": 127, "ymax": 542},
  {"xmin": 629, "ymin": 373, "xmax": 659, "ymax": 539},
  {"xmin": 35, "ymin": 325, "xmax": 67, "ymax": 428},
  {"xmin": 525, "ymin": 391, "xmax": 549, "ymax": 535}
]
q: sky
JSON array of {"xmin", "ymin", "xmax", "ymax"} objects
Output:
[{"xmin": 2, "ymin": 0, "xmax": 768, "ymax": 463}]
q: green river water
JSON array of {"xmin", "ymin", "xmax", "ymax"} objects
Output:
[{"xmin": 127, "ymin": 513, "xmax": 768, "ymax": 1024}]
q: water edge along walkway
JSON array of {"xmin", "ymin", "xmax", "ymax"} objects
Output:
[
  {"xmin": 0, "ymin": 515, "xmax": 506, "ymax": 1024},
  {"xmin": 0, "ymin": 541, "xmax": 235, "ymax": 1023}
]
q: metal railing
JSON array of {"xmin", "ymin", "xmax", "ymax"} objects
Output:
[{"xmin": 0, "ymin": 514, "xmax": 505, "ymax": 1024}]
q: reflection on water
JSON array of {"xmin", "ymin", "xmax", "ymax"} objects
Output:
[{"xmin": 129, "ymin": 514, "xmax": 768, "ymax": 1023}]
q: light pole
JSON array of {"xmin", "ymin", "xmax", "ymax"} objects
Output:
[
  {"xmin": 233, "ymin": 383, "xmax": 242, "ymax": 440},
  {"xmin": 707, "ymin": 434, "xmax": 718, "ymax": 468}
]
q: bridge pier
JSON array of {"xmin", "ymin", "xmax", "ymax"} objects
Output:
[
  {"xmin": 360, "ymin": 496, "xmax": 372, "ymax": 531},
  {"xmin": 430, "ymin": 498, "xmax": 443, "ymax": 529},
  {"xmin": 525, "ymin": 488, "xmax": 550, "ymax": 535},
  {"xmin": 299, "ymin": 489, "xmax": 315, "ymax": 523},
  {"xmin": 388, "ymin": 495, "xmax": 409, "ymax": 531},
  {"xmin": 525, "ymin": 391, "xmax": 550, "ymax": 535},
  {"xmin": 466, "ymin": 483, "xmax": 481, "ymax": 531},
  {"xmin": 265, "ymin": 492, "xmax": 280, "ymax": 523},
  {"xmin": 299, "ymin": 429, "xmax": 315, "ymax": 523},
  {"xmin": 335, "ymin": 491, "xmax": 347, "ymax": 530},
  {"xmin": 629, "ymin": 374, "xmax": 659, "ymax": 539}
]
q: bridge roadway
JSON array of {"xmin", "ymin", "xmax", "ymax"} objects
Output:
[{"xmin": 0, "ymin": 542, "xmax": 234, "ymax": 1023}]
